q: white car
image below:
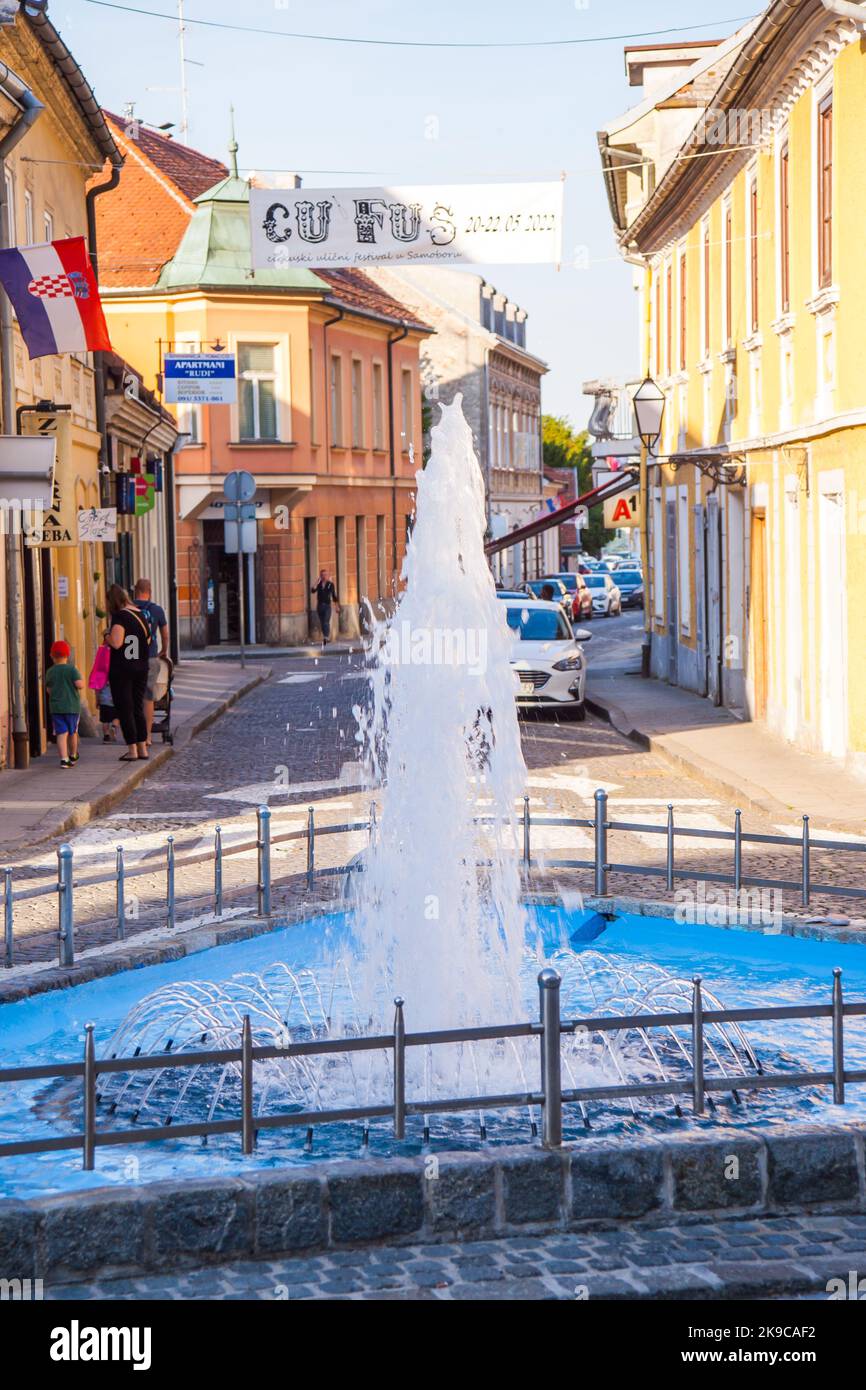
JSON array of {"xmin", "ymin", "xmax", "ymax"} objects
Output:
[
  {"xmin": 583, "ymin": 572, "xmax": 622, "ymax": 617},
  {"xmin": 504, "ymin": 599, "xmax": 591, "ymax": 720}
]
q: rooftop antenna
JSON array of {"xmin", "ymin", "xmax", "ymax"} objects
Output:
[{"xmin": 177, "ymin": 0, "xmax": 189, "ymax": 142}]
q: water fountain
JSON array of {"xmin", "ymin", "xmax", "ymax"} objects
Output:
[{"xmin": 93, "ymin": 397, "xmax": 761, "ymax": 1147}]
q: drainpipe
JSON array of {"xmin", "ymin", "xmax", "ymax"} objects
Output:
[
  {"xmin": 164, "ymin": 440, "xmax": 181, "ymax": 665},
  {"xmin": 86, "ymin": 159, "xmax": 123, "ymax": 477},
  {"xmin": 320, "ymin": 306, "xmax": 343, "ymax": 474},
  {"xmin": 0, "ymin": 70, "xmax": 44, "ymax": 768},
  {"xmin": 387, "ymin": 322, "xmax": 410, "ymax": 578}
]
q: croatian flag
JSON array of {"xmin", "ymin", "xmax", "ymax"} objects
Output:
[{"xmin": 0, "ymin": 236, "xmax": 111, "ymax": 358}]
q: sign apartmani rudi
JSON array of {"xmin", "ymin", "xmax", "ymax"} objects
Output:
[{"xmin": 21, "ymin": 410, "xmax": 76, "ymax": 547}]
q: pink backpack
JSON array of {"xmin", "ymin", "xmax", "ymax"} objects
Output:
[{"xmin": 88, "ymin": 644, "xmax": 111, "ymax": 692}]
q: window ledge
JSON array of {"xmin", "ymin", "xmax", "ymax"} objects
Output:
[
  {"xmin": 806, "ymin": 285, "xmax": 840, "ymax": 316},
  {"xmin": 229, "ymin": 440, "xmax": 297, "ymax": 449},
  {"xmin": 771, "ymin": 312, "xmax": 795, "ymax": 336}
]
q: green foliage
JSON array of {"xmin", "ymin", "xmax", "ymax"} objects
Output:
[{"xmin": 541, "ymin": 414, "xmax": 614, "ymax": 556}]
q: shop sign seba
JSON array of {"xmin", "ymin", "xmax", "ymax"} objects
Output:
[{"xmin": 249, "ymin": 183, "xmax": 563, "ymax": 270}]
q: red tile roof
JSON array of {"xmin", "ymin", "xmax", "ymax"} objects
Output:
[
  {"xmin": 316, "ymin": 268, "xmax": 431, "ymax": 332},
  {"xmin": 104, "ymin": 112, "xmax": 228, "ymax": 202}
]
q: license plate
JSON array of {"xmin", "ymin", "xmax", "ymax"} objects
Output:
[{"xmin": 519, "ymin": 681, "xmax": 534, "ymax": 696}]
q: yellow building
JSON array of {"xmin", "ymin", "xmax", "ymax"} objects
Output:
[
  {"xmin": 0, "ymin": 8, "xmax": 121, "ymax": 767},
  {"xmin": 599, "ymin": 1, "xmax": 866, "ymax": 773}
]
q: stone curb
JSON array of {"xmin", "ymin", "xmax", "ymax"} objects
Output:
[
  {"xmin": 584, "ymin": 688, "xmax": 844, "ymax": 828},
  {"xmin": 2, "ymin": 1125, "xmax": 864, "ymax": 1286},
  {"xmin": 2, "ymin": 669, "xmax": 269, "ymax": 856}
]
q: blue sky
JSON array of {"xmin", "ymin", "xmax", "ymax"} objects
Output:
[{"xmin": 60, "ymin": 0, "xmax": 758, "ymax": 422}]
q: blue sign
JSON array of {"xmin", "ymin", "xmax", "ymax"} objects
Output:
[{"xmin": 163, "ymin": 353, "xmax": 237, "ymax": 405}]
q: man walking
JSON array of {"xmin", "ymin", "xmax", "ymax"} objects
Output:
[
  {"xmin": 311, "ymin": 568, "xmax": 340, "ymax": 645},
  {"xmin": 134, "ymin": 578, "xmax": 169, "ymax": 745}
]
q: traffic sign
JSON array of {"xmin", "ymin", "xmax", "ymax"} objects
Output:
[
  {"xmin": 224, "ymin": 501, "xmax": 258, "ymax": 554},
  {"xmin": 223, "ymin": 470, "xmax": 256, "ymax": 504}
]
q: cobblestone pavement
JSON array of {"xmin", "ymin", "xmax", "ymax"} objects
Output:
[
  {"xmin": 46, "ymin": 1213, "xmax": 866, "ymax": 1300},
  {"xmin": 6, "ymin": 626, "xmax": 866, "ymax": 967}
]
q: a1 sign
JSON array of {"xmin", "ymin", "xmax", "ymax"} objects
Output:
[{"xmin": 603, "ymin": 489, "xmax": 642, "ymax": 529}]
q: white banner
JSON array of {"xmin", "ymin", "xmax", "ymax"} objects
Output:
[
  {"xmin": 249, "ymin": 182, "xmax": 564, "ymax": 270},
  {"xmin": 77, "ymin": 507, "xmax": 117, "ymax": 542}
]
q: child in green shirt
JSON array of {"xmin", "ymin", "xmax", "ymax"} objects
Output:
[{"xmin": 45, "ymin": 640, "xmax": 84, "ymax": 769}]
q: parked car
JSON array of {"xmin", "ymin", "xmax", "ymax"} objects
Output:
[
  {"xmin": 504, "ymin": 599, "xmax": 592, "ymax": 719},
  {"xmin": 523, "ymin": 577, "xmax": 572, "ymax": 611},
  {"xmin": 583, "ymin": 572, "xmax": 622, "ymax": 617},
  {"xmin": 495, "ymin": 589, "xmax": 529, "ymax": 601},
  {"xmin": 614, "ymin": 567, "xmax": 644, "ymax": 608},
  {"xmin": 544, "ymin": 572, "xmax": 593, "ymax": 624}
]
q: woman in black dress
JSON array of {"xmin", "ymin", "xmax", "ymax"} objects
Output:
[{"xmin": 106, "ymin": 584, "xmax": 152, "ymax": 761}]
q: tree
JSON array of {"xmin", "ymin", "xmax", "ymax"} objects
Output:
[{"xmin": 541, "ymin": 414, "xmax": 614, "ymax": 556}]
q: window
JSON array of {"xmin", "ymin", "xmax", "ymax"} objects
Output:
[
  {"xmin": 24, "ymin": 189, "xmax": 33, "ymax": 244},
  {"xmin": 351, "ymin": 358, "xmax": 364, "ymax": 447},
  {"xmin": 780, "ymin": 143, "xmax": 791, "ymax": 313},
  {"xmin": 43, "ymin": 210, "xmax": 53, "ymax": 242},
  {"xmin": 372, "ymin": 361, "xmax": 385, "ymax": 449},
  {"xmin": 329, "ymin": 354, "xmax": 343, "ymax": 445},
  {"xmin": 3, "ymin": 169, "xmax": 14, "ymax": 242},
  {"xmin": 655, "ymin": 272, "xmax": 662, "ymax": 373},
  {"xmin": 238, "ymin": 343, "xmax": 278, "ymax": 439},
  {"xmin": 665, "ymin": 261, "xmax": 672, "ymax": 376},
  {"xmin": 679, "ymin": 251, "xmax": 687, "ymax": 371},
  {"xmin": 818, "ymin": 95, "xmax": 833, "ymax": 289},
  {"xmin": 703, "ymin": 227, "xmax": 711, "ymax": 353},
  {"xmin": 749, "ymin": 178, "xmax": 759, "ymax": 333},
  {"xmin": 309, "ymin": 346, "xmax": 318, "ymax": 444},
  {"xmin": 724, "ymin": 203, "xmax": 733, "ymax": 345},
  {"xmin": 400, "ymin": 368, "xmax": 413, "ymax": 451}
]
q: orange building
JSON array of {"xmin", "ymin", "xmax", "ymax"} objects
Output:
[{"xmin": 94, "ymin": 117, "xmax": 431, "ymax": 646}]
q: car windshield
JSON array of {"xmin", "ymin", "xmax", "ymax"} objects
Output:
[
  {"xmin": 552, "ymin": 575, "xmax": 576, "ymax": 591},
  {"xmin": 585, "ymin": 575, "xmax": 607, "ymax": 588},
  {"xmin": 526, "ymin": 581, "xmax": 562, "ymax": 598},
  {"xmin": 617, "ymin": 571, "xmax": 642, "ymax": 584},
  {"xmin": 506, "ymin": 606, "xmax": 571, "ymax": 641}
]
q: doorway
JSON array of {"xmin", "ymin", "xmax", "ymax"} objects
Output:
[{"xmin": 750, "ymin": 511, "xmax": 768, "ymax": 720}]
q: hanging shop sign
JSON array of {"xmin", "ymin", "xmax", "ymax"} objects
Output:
[
  {"xmin": 134, "ymin": 473, "xmax": 156, "ymax": 517},
  {"xmin": 249, "ymin": 182, "xmax": 564, "ymax": 270},
  {"xmin": 164, "ymin": 353, "xmax": 237, "ymax": 405},
  {"xmin": 603, "ymin": 489, "xmax": 642, "ymax": 529},
  {"xmin": 77, "ymin": 507, "xmax": 118, "ymax": 542},
  {"xmin": 20, "ymin": 410, "xmax": 76, "ymax": 547}
]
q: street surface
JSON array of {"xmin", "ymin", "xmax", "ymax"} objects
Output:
[{"xmin": 4, "ymin": 614, "xmax": 863, "ymax": 966}]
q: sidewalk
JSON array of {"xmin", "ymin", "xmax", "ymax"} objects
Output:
[
  {"xmin": 182, "ymin": 641, "xmax": 365, "ymax": 660},
  {"xmin": 0, "ymin": 662, "xmax": 267, "ymax": 854},
  {"xmin": 586, "ymin": 667, "xmax": 866, "ymax": 832}
]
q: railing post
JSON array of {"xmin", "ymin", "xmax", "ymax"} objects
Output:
[
  {"xmin": 538, "ymin": 968, "xmax": 562, "ymax": 1149},
  {"xmin": 393, "ymin": 996, "xmax": 406, "ymax": 1140},
  {"xmin": 593, "ymin": 789, "xmax": 608, "ymax": 896},
  {"xmin": 115, "ymin": 846, "xmax": 126, "ymax": 940},
  {"xmin": 306, "ymin": 806, "xmax": 316, "ymax": 888},
  {"xmin": 214, "ymin": 825, "xmax": 223, "ymax": 917},
  {"xmin": 692, "ymin": 977, "xmax": 705, "ymax": 1115},
  {"xmin": 832, "ymin": 968, "xmax": 845, "ymax": 1106},
  {"xmin": 3, "ymin": 866, "xmax": 12, "ymax": 969},
  {"xmin": 57, "ymin": 843, "xmax": 74, "ymax": 967},
  {"xmin": 733, "ymin": 810, "xmax": 743, "ymax": 898},
  {"xmin": 166, "ymin": 836, "xmax": 176, "ymax": 929},
  {"xmin": 801, "ymin": 815, "xmax": 811, "ymax": 908},
  {"xmin": 83, "ymin": 1023, "xmax": 96, "ymax": 1171},
  {"xmin": 257, "ymin": 805, "xmax": 272, "ymax": 917},
  {"xmin": 523, "ymin": 795, "xmax": 531, "ymax": 868},
  {"xmin": 666, "ymin": 803, "xmax": 675, "ymax": 892},
  {"xmin": 241, "ymin": 1013, "xmax": 255, "ymax": 1154}
]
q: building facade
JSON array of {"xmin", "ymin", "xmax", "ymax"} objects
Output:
[
  {"xmin": 599, "ymin": 1, "xmax": 866, "ymax": 773},
  {"xmin": 364, "ymin": 266, "xmax": 553, "ymax": 586},
  {"xmin": 95, "ymin": 121, "xmax": 430, "ymax": 647},
  {"xmin": 0, "ymin": 7, "xmax": 122, "ymax": 767}
]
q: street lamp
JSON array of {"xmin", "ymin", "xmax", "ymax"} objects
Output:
[{"xmin": 632, "ymin": 376, "xmax": 666, "ymax": 455}]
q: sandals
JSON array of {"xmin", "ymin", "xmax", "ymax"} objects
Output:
[{"xmin": 118, "ymin": 753, "xmax": 139, "ymax": 762}]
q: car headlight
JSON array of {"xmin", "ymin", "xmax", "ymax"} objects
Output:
[{"xmin": 553, "ymin": 654, "xmax": 583, "ymax": 671}]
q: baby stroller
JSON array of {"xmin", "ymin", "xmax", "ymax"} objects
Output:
[{"xmin": 151, "ymin": 654, "xmax": 175, "ymax": 745}]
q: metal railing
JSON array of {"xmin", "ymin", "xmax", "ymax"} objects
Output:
[
  {"xmin": 4, "ymin": 789, "xmax": 866, "ymax": 968},
  {"xmin": 1, "ymin": 969, "xmax": 864, "ymax": 1170}
]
